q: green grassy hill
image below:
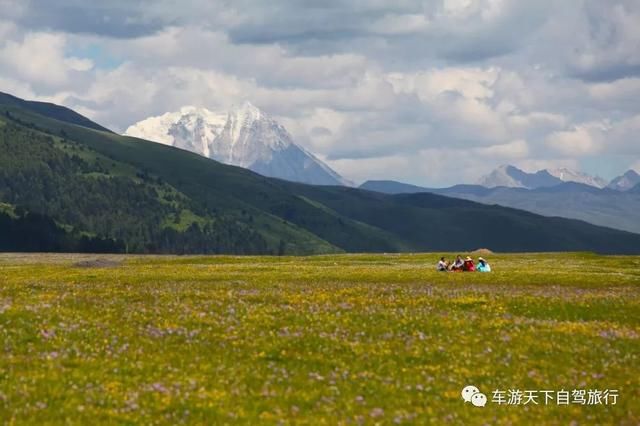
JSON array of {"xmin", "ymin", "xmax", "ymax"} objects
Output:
[{"xmin": 2, "ymin": 92, "xmax": 640, "ymax": 254}]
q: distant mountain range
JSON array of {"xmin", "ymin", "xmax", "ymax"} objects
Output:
[
  {"xmin": 125, "ymin": 103, "xmax": 348, "ymax": 186},
  {"xmin": 477, "ymin": 164, "xmax": 640, "ymax": 191},
  {"xmin": 477, "ymin": 164, "xmax": 625, "ymax": 189},
  {"xmin": 2, "ymin": 91, "xmax": 640, "ymax": 254},
  {"xmin": 361, "ymin": 176, "xmax": 640, "ymax": 234}
]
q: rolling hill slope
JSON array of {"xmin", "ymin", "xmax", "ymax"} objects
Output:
[
  {"xmin": 2, "ymin": 94, "xmax": 640, "ymax": 254},
  {"xmin": 361, "ymin": 180, "xmax": 640, "ymax": 234},
  {"xmin": 0, "ymin": 92, "xmax": 111, "ymax": 133}
]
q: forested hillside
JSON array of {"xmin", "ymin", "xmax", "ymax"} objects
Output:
[
  {"xmin": 0, "ymin": 116, "xmax": 271, "ymax": 254},
  {"xmin": 0, "ymin": 208, "xmax": 122, "ymax": 253}
]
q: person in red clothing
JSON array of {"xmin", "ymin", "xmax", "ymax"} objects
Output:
[{"xmin": 463, "ymin": 256, "xmax": 475, "ymax": 272}]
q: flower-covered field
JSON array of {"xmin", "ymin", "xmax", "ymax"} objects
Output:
[{"xmin": 1, "ymin": 252, "xmax": 639, "ymax": 424}]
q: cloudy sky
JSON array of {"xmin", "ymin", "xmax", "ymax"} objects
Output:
[{"xmin": 1, "ymin": 0, "xmax": 639, "ymax": 186}]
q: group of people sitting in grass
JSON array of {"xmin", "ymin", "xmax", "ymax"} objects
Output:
[{"xmin": 437, "ymin": 255, "xmax": 491, "ymax": 272}]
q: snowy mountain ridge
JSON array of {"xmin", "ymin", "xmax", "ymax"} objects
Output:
[
  {"xmin": 125, "ymin": 102, "xmax": 348, "ymax": 186},
  {"xmin": 546, "ymin": 167, "xmax": 607, "ymax": 188},
  {"xmin": 478, "ymin": 165, "xmax": 609, "ymax": 189}
]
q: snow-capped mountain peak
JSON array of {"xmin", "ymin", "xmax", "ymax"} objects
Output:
[
  {"xmin": 546, "ymin": 167, "xmax": 607, "ymax": 188},
  {"xmin": 477, "ymin": 165, "xmax": 526, "ymax": 188},
  {"xmin": 227, "ymin": 102, "xmax": 263, "ymax": 144},
  {"xmin": 124, "ymin": 104, "xmax": 347, "ymax": 186},
  {"xmin": 608, "ymin": 169, "xmax": 640, "ymax": 191},
  {"xmin": 211, "ymin": 103, "xmax": 294, "ymax": 168},
  {"xmin": 233, "ymin": 101, "xmax": 264, "ymax": 123}
]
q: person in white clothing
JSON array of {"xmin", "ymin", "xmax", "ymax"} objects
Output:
[{"xmin": 437, "ymin": 257, "xmax": 449, "ymax": 272}]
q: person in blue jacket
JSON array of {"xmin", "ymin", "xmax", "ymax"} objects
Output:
[{"xmin": 476, "ymin": 257, "xmax": 491, "ymax": 272}]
